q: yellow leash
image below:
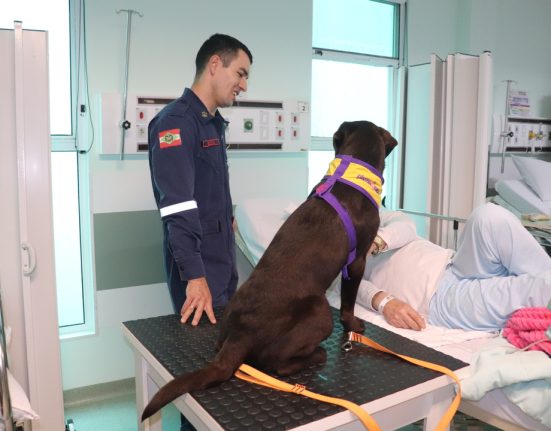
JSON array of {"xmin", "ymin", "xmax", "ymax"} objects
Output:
[
  {"xmin": 345, "ymin": 332, "xmax": 462, "ymax": 431},
  {"xmin": 234, "ymin": 331, "xmax": 462, "ymax": 431},
  {"xmin": 235, "ymin": 363, "xmax": 381, "ymax": 431}
]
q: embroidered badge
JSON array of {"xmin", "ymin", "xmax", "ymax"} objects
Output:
[
  {"xmin": 202, "ymin": 139, "xmax": 220, "ymax": 148},
  {"xmin": 159, "ymin": 129, "xmax": 182, "ymax": 149}
]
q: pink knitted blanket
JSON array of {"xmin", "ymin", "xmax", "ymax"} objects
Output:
[{"xmin": 503, "ymin": 307, "xmax": 551, "ymax": 355}]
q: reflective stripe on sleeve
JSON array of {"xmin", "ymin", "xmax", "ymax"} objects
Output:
[{"xmin": 160, "ymin": 200, "xmax": 198, "ymax": 217}]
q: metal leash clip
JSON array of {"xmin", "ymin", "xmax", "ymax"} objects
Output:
[{"xmin": 341, "ymin": 332, "xmax": 354, "ymax": 352}]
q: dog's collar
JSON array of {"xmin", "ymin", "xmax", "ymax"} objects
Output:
[
  {"xmin": 317, "ymin": 156, "xmax": 383, "ymax": 208},
  {"xmin": 312, "ymin": 155, "xmax": 382, "ymax": 280}
]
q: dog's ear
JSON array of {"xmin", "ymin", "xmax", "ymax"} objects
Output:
[
  {"xmin": 333, "ymin": 122, "xmax": 347, "ymax": 152},
  {"xmin": 378, "ymin": 127, "xmax": 398, "ymax": 157}
]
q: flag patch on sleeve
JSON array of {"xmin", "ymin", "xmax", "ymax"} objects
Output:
[{"xmin": 159, "ymin": 129, "xmax": 182, "ymax": 149}]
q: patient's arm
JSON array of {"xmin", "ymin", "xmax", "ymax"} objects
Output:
[
  {"xmin": 372, "ymin": 291, "xmax": 426, "ymax": 331},
  {"xmin": 377, "ymin": 210, "xmax": 417, "ymax": 250}
]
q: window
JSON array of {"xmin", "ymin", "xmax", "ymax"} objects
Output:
[
  {"xmin": 0, "ymin": 1, "xmax": 71, "ymax": 134},
  {"xmin": 1, "ymin": 0, "xmax": 94, "ymax": 337},
  {"xmin": 312, "ymin": 0, "xmax": 399, "ymax": 57},
  {"xmin": 309, "ymin": 0, "xmax": 404, "ymax": 206}
]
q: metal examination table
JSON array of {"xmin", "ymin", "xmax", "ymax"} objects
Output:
[{"xmin": 123, "ymin": 307, "xmax": 467, "ymax": 431}]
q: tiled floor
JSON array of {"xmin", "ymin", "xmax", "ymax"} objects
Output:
[
  {"xmin": 63, "ymin": 379, "xmax": 500, "ymax": 431},
  {"xmin": 64, "ymin": 378, "xmax": 180, "ymax": 431}
]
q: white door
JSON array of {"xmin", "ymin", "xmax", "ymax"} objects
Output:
[{"xmin": 0, "ymin": 24, "xmax": 65, "ymax": 431}]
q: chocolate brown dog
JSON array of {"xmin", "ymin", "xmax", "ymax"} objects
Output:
[{"xmin": 142, "ymin": 120, "xmax": 397, "ymax": 421}]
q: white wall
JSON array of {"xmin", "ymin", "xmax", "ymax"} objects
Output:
[
  {"xmin": 407, "ymin": 0, "xmax": 462, "ymax": 65},
  {"xmin": 407, "ymin": 0, "xmax": 551, "ymax": 117},
  {"xmin": 60, "ymin": 0, "xmax": 312, "ymax": 390}
]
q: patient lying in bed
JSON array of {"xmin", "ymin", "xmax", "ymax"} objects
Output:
[{"xmin": 361, "ymin": 202, "xmax": 551, "ymax": 332}]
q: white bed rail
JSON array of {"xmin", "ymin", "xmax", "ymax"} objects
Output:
[{"xmin": 397, "ymin": 208, "xmax": 467, "ymax": 250}]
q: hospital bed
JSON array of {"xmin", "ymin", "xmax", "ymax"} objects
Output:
[
  {"xmin": 490, "ymin": 155, "xmax": 551, "ymax": 253},
  {"xmin": 491, "ymin": 182, "xmax": 551, "ymax": 254},
  {"xmin": 494, "ymin": 179, "xmax": 551, "ymax": 217},
  {"xmin": 233, "ymin": 198, "xmax": 551, "ymax": 431}
]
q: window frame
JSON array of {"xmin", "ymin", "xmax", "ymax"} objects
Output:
[
  {"xmin": 310, "ymin": 0, "xmax": 405, "ymax": 145},
  {"xmin": 50, "ymin": 0, "xmax": 96, "ymax": 338},
  {"xmin": 309, "ymin": 0, "xmax": 406, "ymax": 207}
]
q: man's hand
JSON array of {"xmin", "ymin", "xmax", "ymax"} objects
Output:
[
  {"xmin": 382, "ymin": 298, "xmax": 426, "ymax": 331},
  {"xmin": 180, "ymin": 277, "xmax": 217, "ymax": 326}
]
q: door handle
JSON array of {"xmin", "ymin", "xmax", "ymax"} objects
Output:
[{"xmin": 21, "ymin": 242, "xmax": 36, "ymax": 276}]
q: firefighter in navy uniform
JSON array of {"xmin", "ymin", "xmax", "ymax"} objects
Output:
[{"xmin": 148, "ymin": 34, "xmax": 253, "ymax": 328}]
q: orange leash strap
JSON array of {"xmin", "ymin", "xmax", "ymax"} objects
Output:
[
  {"xmin": 346, "ymin": 331, "xmax": 462, "ymax": 431},
  {"xmin": 234, "ymin": 332, "xmax": 461, "ymax": 431},
  {"xmin": 235, "ymin": 363, "xmax": 381, "ymax": 431}
]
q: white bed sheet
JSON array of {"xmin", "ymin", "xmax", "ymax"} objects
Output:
[
  {"xmin": 495, "ymin": 179, "xmax": 551, "ymax": 216},
  {"xmin": 234, "ymin": 198, "xmax": 551, "ymax": 431}
]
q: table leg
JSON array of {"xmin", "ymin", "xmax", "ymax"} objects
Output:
[
  {"xmin": 134, "ymin": 351, "xmax": 162, "ymax": 431},
  {"xmin": 423, "ymin": 384, "xmax": 454, "ymax": 431}
]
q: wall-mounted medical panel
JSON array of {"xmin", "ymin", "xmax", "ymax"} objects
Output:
[
  {"xmin": 491, "ymin": 114, "xmax": 551, "ymax": 154},
  {"xmin": 100, "ymin": 94, "xmax": 310, "ymax": 155},
  {"xmin": 219, "ymin": 100, "xmax": 310, "ymax": 151}
]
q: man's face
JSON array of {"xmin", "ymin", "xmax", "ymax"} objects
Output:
[{"xmin": 213, "ymin": 49, "xmax": 251, "ymax": 108}]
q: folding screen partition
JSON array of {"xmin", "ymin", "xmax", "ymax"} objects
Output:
[
  {"xmin": 403, "ymin": 52, "xmax": 493, "ymax": 248},
  {"xmin": 0, "ymin": 24, "xmax": 65, "ymax": 430}
]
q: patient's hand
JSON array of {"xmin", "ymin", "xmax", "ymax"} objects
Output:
[{"xmin": 382, "ymin": 298, "xmax": 426, "ymax": 331}]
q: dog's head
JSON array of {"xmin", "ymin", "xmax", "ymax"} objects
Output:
[{"xmin": 332, "ymin": 121, "xmax": 398, "ymax": 171}]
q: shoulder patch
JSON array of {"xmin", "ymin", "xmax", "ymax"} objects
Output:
[{"xmin": 159, "ymin": 129, "xmax": 182, "ymax": 149}]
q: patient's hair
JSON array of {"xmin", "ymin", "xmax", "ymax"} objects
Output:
[{"xmin": 195, "ymin": 34, "xmax": 253, "ymax": 77}]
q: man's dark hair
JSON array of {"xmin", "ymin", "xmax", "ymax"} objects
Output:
[{"xmin": 195, "ymin": 33, "xmax": 253, "ymax": 77}]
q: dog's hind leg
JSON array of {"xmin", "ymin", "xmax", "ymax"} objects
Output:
[{"xmin": 260, "ymin": 300, "xmax": 333, "ymax": 376}]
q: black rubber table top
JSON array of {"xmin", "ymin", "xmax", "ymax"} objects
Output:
[{"xmin": 124, "ymin": 307, "xmax": 466, "ymax": 430}]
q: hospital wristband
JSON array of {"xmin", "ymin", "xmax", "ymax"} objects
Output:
[{"xmin": 377, "ymin": 294, "xmax": 395, "ymax": 314}]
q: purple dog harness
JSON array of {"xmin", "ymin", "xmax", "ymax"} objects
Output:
[{"xmin": 313, "ymin": 155, "xmax": 383, "ymax": 280}]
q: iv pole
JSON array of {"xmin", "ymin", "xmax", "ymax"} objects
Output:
[
  {"xmin": 116, "ymin": 9, "xmax": 143, "ymax": 160},
  {"xmin": 500, "ymin": 80, "xmax": 516, "ymax": 173}
]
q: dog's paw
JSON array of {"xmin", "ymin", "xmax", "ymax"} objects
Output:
[{"xmin": 342, "ymin": 316, "xmax": 365, "ymax": 333}]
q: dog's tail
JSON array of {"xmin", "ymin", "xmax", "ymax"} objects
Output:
[{"xmin": 141, "ymin": 339, "xmax": 247, "ymax": 421}]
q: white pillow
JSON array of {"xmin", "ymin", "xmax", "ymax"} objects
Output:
[{"xmin": 511, "ymin": 155, "xmax": 551, "ymax": 201}]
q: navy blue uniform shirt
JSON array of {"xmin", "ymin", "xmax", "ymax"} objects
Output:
[{"xmin": 148, "ymin": 88, "xmax": 237, "ymax": 311}]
